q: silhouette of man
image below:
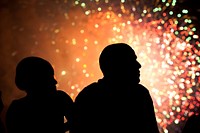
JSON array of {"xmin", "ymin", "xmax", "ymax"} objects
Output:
[
  {"xmin": 6, "ymin": 56, "xmax": 74, "ymax": 133},
  {"xmin": 74, "ymin": 43, "xmax": 160, "ymax": 133}
]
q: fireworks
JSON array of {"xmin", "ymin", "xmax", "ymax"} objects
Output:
[{"xmin": 1, "ymin": 0, "xmax": 200, "ymax": 132}]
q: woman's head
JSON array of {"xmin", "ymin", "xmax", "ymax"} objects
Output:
[{"xmin": 15, "ymin": 56, "xmax": 57, "ymax": 93}]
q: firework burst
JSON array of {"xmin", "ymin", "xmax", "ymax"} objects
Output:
[
  {"xmin": 1, "ymin": 0, "xmax": 200, "ymax": 132},
  {"xmin": 57, "ymin": 0, "xmax": 200, "ymax": 132}
]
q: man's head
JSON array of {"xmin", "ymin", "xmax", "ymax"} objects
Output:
[
  {"xmin": 99, "ymin": 43, "xmax": 141, "ymax": 84},
  {"xmin": 15, "ymin": 56, "xmax": 57, "ymax": 93}
]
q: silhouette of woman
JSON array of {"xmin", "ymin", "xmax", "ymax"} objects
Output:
[
  {"xmin": 6, "ymin": 56, "xmax": 74, "ymax": 133},
  {"xmin": 74, "ymin": 43, "xmax": 160, "ymax": 133}
]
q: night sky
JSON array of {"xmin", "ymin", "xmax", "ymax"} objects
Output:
[{"xmin": 0, "ymin": 0, "xmax": 200, "ymax": 132}]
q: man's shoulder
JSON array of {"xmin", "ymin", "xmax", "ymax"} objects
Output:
[
  {"xmin": 56, "ymin": 90, "xmax": 69, "ymax": 96},
  {"xmin": 138, "ymin": 84, "xmax": 149, "ymax": 92},
  {"xmin": 75, "ymin": 82, "xmax": 99, "ymax": 101},
  {"xmin": 82, "ymin": 82, "xmax": 100, "ymax": 92},
  {"xmin": 56, "ymin": 90, "xmax": 73, "ymax": 102},
  {"xmin": 129, "ymin": 84, "xmax": 151, "ymax": 99},
  {"xmin": 85, "ymin": 82, "xmax": 99, "ymax": 89}
]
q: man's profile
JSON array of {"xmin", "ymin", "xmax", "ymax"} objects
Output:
[{"xmin": 74, "ymin": 43, "xmax": 160, "ymax": 133}]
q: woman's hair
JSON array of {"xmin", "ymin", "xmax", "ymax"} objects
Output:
[{"xmin": 15, "ymin": 56, "xmax": 54, "ymax": 91}]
